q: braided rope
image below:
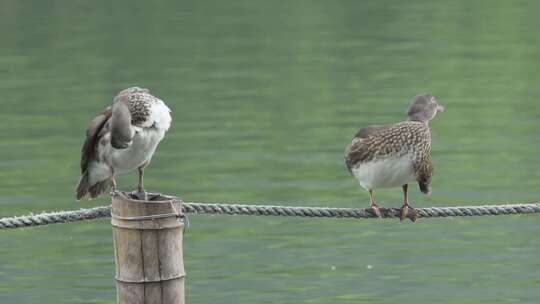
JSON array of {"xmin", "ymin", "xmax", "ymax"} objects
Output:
[
  {"xmin": 0, "ymin": 206, "xmax": 111, "ymax": 230},
  {"xmin": 1, "ymin": 202, "xmax": 540, "ymax": 230}
]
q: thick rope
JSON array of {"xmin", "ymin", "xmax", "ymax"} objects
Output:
[
  {"xmin": 0, "ymin": 206, "xmax": 112, "ymax": 230},
  {"xmin": 1, "ymin": 202, "xmax": 540, "ymax": 230}
]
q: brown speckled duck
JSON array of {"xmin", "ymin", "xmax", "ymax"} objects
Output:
[
  {"xmin": 344, "ymin": 94, "xmax": 444, "ymax": 222},
  {"xmin": 75, "ymin": 87, "xmax": 172, "ymax": 201}
]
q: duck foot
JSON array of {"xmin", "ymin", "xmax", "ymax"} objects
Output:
[
  {"xmin": 370, "ymin": 204, "xmax": 382, "ymax": 219},
  {"xmin": 400, "ymin": 204, "xmax": 419, "ymax": 223},
  {"xmin": 131, "ymin": 191, "xmax": 161, "ymax": 201}
]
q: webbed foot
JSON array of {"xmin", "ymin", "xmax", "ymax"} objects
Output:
[
  {"xmin": 131, "ymin": 191, "xmax": 161, "ymax": 201},
  {"xmin": 370, "ymin": 204, "xmax": 382, "ymax": 219},
  {"xmin": 400, "ymin": 204, "xmax": 418, "ymax": 223}
]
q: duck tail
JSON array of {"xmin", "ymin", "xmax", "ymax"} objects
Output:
[
  {"xmin": 75, "ymin": 171, "xmax": 90, "ymax": 200},
  {"xmin": 75, "ymin": 171, "xmax": 113, "ymax": 200}
]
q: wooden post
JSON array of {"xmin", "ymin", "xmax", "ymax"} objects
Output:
[{"xmin": 111, "ymin": 191, "xmax": 186, "ymax": 304}]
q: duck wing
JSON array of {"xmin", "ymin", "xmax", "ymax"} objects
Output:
[
  {"xmin": 80, "ymin": 107, "xmax": 112, "ymax": 173},
  {"xmin": 345, "ymin": 124, "xmax": 395, "ymax": 172},
  {"xmin": 353, "ymin": 124, "xmax": 395, "ymax": 139},
  {"xmin": 110, "ymin": 99, "xmax": 134, "ymax": 149}
]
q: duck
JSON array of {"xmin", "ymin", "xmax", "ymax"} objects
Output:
[
  {"xmin": 344, "ymin": 93, "xmax": 444, "ymax": 222},
  {"xmin": 75, "ymin": 87, "xmax": 172, "ymax": 201}
]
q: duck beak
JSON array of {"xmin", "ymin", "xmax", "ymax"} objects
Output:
[{"xmin": 436, "ymin": 105, "xmax": 445, "ymax": 113}]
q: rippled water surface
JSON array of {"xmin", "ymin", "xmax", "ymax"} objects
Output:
[{"xmin": 1, "ymin": 1, "xmax": 539, "ymax": 303}]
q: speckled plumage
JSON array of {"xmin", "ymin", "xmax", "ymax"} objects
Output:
[
  {"xmin": 75, "ymin": 87, "xmax": 172, "ymax": 200},
  {"xmin": 345, "ymin": 121, "xmax": 433, "ymax": 193},
  {"xmin": 127, "ymin": 89, "xmax": 153, "ymax": 126},
  {"xmin": 344, "ymin": 93, "xmax": 443, "ymax": 221}
]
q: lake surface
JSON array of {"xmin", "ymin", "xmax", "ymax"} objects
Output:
[{"xmin": 1, "ymin": 1, "xmax": 539, "ymax": 303}]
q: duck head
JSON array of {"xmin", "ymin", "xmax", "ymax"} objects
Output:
[{"xmin": 407, "ymin": 93, "xmax": 444, "ymax": 124}]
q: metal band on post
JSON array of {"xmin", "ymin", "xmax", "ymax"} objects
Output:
[{"xmin": 111, "ymin": 191, "xmax": 185, "ymax": 304}]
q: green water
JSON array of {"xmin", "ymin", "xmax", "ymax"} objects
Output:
[{"xmin": 1, "ymin": 1, "xmax": 540, "ymax": 303}]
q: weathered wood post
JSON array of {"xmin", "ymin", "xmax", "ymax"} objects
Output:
[{"xmin": 111, "ymin": 191, "xmax": 186, "ymax": 304}]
